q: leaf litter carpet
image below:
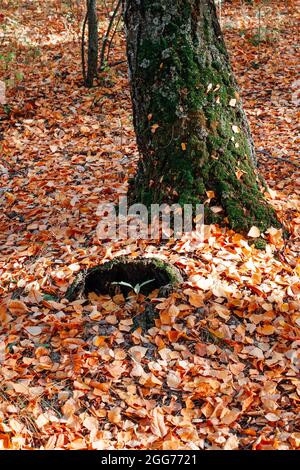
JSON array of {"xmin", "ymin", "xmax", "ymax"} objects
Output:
[{"xmin": 0, "ymin": 0, "xmax": 299, "ymax": 450}]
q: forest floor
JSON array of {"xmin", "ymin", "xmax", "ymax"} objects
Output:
[{"xmin": 0, "ymin": 0, "xmax": 299, "ymax": 450}]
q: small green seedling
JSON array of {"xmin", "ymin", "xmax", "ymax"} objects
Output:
[{"xmin": 111, "ymin": 279, "xmax": 155, "ymax": 295}]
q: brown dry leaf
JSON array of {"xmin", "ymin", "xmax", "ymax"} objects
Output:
[
  {"xmin": 7, "ymin": 300, "xmax": 28, "ymax": 315},
  {"xmin": 83, "ymin": 416, "xmax": 99, "ymax": 433},
  {"xmin": 131, "ymin": 363, "xmax": 144, "ymax": 377},
  {"xmin": 108, "ymin": 407, "xmax": 122, "ymax": 425},
  {"xmin": 0, "ymin": 303, "xmax": 12, "ymax": 324},
  {"xmin": 257, "ymin": 324, "xmax": 276, "ymax": 335},
  {"xmin": 129, "ymin": 346, "xmax": 148, "ymax": 362},
  {"xmin": 68, "ymin": 438, "xmax": 87, "ymax": 450},
  {"xmin": 249, "ymin": 347, "xmax": 264, "ymax": 360},
  {"xmin": 194, "ymin": 382, "xmax": 217, "ymax": 397},
  {"xmin": 221, "ymin": 409, "xmax": 240, "ymax": 425},
  {"xmin": 11, "ymin": 382, "xmax": 30, "ymax": 395},
  {"xmin": 188, "ymin": 292, "xmax": 204, "ymax": 307},
  {"xmin": 35, "ymin": 414, "xmax": 49, "ymax": 429},
  {"xmin": 224, "ymin": 435, "xmax": 239, "ymax": 450},
  {"xmin": 150, "ymin": 408, "xmax": 168, "ymax": 438},
  {"xmin": 166, "ymin": 372, "xmax": 181, "ymax": 389},
  {"xmin": 9, "ymin": 418, "xmax": 27, "ymax": 434},
  {"xmin": 62, "ymin": 399, "xmax": 78, "ymax": 419}
]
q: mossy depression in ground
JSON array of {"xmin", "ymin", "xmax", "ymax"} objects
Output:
[{"xmin": 65, "ymin": 256, "xmax": 183, "ymax": 301}]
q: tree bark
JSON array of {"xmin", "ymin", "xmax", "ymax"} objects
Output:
[
  {"xmin": 123, "ymin": 0, "xmax": 281, "ymax": 233},
  {"xmin": 86, "ymin": 0, "xmax": 98, "ymax": 87}
]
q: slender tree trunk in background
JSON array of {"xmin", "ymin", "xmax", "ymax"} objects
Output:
[
  {"xmin": 99, "ymin": 0, "xmax": 122, "ymax": 70},
  {"xmin": 86, "ymin": 0, "xmax": 98, "ymax": 87},
  {"xmin": 124, "ymin": 0, "xmax": 281, "ymax": 233}
]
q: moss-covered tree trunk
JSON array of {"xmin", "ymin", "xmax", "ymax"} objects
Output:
[{"xmin": 124, "ymin": 0, "xmax": 280, "ymax": 232}]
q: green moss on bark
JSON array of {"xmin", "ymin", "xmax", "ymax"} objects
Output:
[{"xmin": 126, "ymin": 0, "xmax": 281, "ymax": 234}]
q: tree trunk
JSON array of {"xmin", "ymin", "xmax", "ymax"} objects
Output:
[
  {"xmin": 124, "ymin": 0, "xmax": 280, "ymax": 233},
  {"xmin": 86, "ymin": 0, "xmax": 98, "ymax": 87}
]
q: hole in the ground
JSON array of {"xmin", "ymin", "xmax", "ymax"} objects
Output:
[{"xmin": 66, "ymin": 256, "xmax": 183, "ymax": 301}]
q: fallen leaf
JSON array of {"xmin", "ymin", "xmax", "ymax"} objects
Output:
[
  {"xmin": 150, "ymin": 408, "xmax": 168, "ymax": 438},
  {"xmin": 129, "ymin": 346, "xmax": 148, "ymax": 362},
  {"xmin": 265, "ymin": 413, "xmax": 280, "ymax": 422},
  {"xmin": 7, "ymin": 300, "xmax": 28, "ymax": 315},
  {"xmin": 257, "ymin": 324, "xmax": 275, "ymax": 335},
  {"xmin": 108, "ymin": 407, "xmax": 122, "ymax": 425},
  {"xmin": 248, "ymin": 226, "xmax": 261, "ymax": 238},
  {"xmin": 25, "ymin": 326, "xmax": 42, "ymax": 336},
  {"xmin": 83, "ymin": 416, "xmax": 99, "ymax": 433}
]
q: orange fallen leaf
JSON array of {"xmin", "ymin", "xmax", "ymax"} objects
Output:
[
  {"xmin": 221, "ymin": 409, "xmax": 240, "ymax": 425},
  {"xmin": 108, "ymin": 407, "xmax": 122, "ymax": 425},
  {"xmin": 150, "ymin": 408, "xmax": 168, "ymax": 438},
  {"xmin": 62, "ymin": 398, "xmax": 78, "ymax": 418},
  {"xmin": 83, "ymin": 416, "xmax": 99, "ymax": 433},
  {"xmin": 257, "ymin": 324, "xmax": 275, "ymax": 335},
  {"xmin": 0, "ymin": 303, "xmax": 12, "ymax": 324},
  {"xmin": 129, "ymin": 346, "xmax": 148, "ymax": 362},
  {"xmin": 7, "ymin": 300, "xmax": 28, "ymax": 315},
  {"xmin": 11, "ymin": 382, "xmax": 30, "ymax": 395},
  {"xmin": 188, "ymin": 292, "xmax": 204, "ymax": 307}
]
